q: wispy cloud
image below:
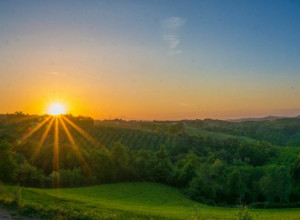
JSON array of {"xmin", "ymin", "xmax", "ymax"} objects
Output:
[
  {"xmin": 162, "ymin": 17, "xmax": 186, "ymax": 55},
  {"xmin": 163, "ymin": 17, "xmax": 186, "ymax": 30},
  {"xmin": 163, "ymin": 34, "xmax": 180, "ymax": 49}
]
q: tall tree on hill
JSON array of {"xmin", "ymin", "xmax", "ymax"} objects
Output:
[
  {"xmin": 134, "ymin": 149, "xmax": 154, "ymax": 180},
  {"xmin": 152, "ymin": 145, "xmax": 176, "ymax": 185},
  {"xmin": 292, "ymin": 154, "xmax": 300, "ymax": 182},
  {"xmin": 89, "ymin": 149, "xmax": 114, "ymax": 183},
  {"xmin": 186, "ymin": 164, "xmax": 216, "ymax": 204},
  {"xmin": 227, "ymin": 169, "xmax": 246, "ymax": 204},
  {"xmin": 178, "ymin": 151, "xmax": 199, "ymax": 187},
  {"xmin": 111, "ymin": 142, "xmax": 130, "ymax": 181}
]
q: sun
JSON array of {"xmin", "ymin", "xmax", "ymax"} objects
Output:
[{"xmin": 48, "ymin": 103, "xmax": 66, "ymax": 116}]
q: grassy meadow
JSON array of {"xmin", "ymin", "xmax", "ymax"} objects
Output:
[{"xmin": 1, "ymin": 182, "xmax": 300, "ymax": 220}]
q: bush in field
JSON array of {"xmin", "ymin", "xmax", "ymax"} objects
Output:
[
  {"xmin": 59, "ymin": 168, "xmax": 85, "ymax": 187},
  {"xmin": 235, "ymin": 206, "xmax": 252, "ymax": 220},
  {"xmin": 0, "ymin": 181, "xmax": 6, "ymax": 195},
  {"xmin": 17, "ymin": 161, "xmax": 45, "ymax": 187},
  {"xmin": 13, "ymin": 186, "xmax": 22, "ymax": 206}
]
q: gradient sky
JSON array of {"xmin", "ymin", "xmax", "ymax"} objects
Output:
[{"xmin": 1, "ymin": 0, "xmax": 300, "ymax": 120}]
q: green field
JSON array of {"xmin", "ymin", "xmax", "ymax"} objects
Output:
[{"xmin": 1, "ymin": 182, "xmax": 300, "ymax": 220}]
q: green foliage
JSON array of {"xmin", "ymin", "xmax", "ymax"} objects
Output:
[
  {"xmin": 152, "ymin": 145, "xmax": 177, "ymax": 184},
  {"xmin": 17, "ymin": 161, "xmax": 44, "ymax": 187},
  {"xmin": 227, "ymin": 169, "xmax": 246, "ymax": 204},
  {"xmin": 292, "ymin": 154, "xmax": 300, "ymax": 182},
  {"xmin": 50, "ymin": 171, "xmax": 60, "ymax": 188},
  {"xmin": 0, "ymin": 140, "xmax": 17, "ymax": 183},
  {"xmin": 259, "ymin": 165, "xmax": 292, "ymax": 203},
  {"xmin": 178, "ymin": 152, "xmax": 199, "ymax": 186},
  {"xmin": 186, "ymin": 164, "xmax": 217, "ymax": 204},
  {"xmin": 0, "ymin": 181, "xmax": 6, "ymax": 195},
  {"xmin": 133, "ymin": 149, "xmax": 154, "ymax": 180},
  {"xmin": 235, "ymin": 206, "xmax": 252, "ymax": 220},
  {"xmin": 90, "ymin": 149, "xmax": 114, "ymax": 183},
  {"xmin": 13, "ymin": 186, "xmax": 22, "ymax": 206},
  {"xmin": 111, "ymin": 142, "xmax": 132, "ymax": 181},
  {"xmin": 59, "ymin": 168, "xmax": 85, "ymax": 187},
  {"xmin": 1, "ymin": 114, "xmax": 300, "ymax": 207},
  {"xmin": 1, "ymin": 183, "xmax": 300, "ymax": 220},
  {"xmin": 168, "ymin": 121, "xmax": 185, "ymax": 134}
]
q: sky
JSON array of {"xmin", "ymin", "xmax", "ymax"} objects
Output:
[{"xmin": 1, "ymin": 0, "xmax": 300, "ymax": 120}]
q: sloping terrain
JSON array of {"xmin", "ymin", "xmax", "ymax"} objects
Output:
[{"xmin": 1, "ymin": 183, "xmax": 300, "ymax": 220}]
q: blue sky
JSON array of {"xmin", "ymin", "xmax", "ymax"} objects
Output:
[{"xmin": 1, "ymin": 0, "xmax": 300, "ymax": 119}]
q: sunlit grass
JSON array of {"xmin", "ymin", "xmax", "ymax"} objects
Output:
[{"xmin": 1, "ymin": 183, "xmax": 300, "ymax": 220}]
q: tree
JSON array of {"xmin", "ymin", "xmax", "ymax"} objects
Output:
[
  {"xmin": 178, "ymin": 152, "xmax": 199, "ymax": 187},
  {"xmin": 227, "ymin": 169, "xmax": 246, "ymax": 204},
  {"xmin": 186, "ymin": 164, "xmax": 216, "ymax": 204},
  {"xmin": 168, "ymin": 122, "xmax": 185, "ymax": 134},
  {"xmin": 111, "ymin": 142, "xmax": 130, "ymax": 181},
  {"xmin": 17, "ymin": 161, "xmax": 44, "ymax": 187},
  {"xmin": 133, "ymin": 149, "xmax": 154, "ymax": 180},
  {"xmin": 0, "ymin": 140, "xmax": 17, "ymax": 183},
  {"xmin": 260, "ymin": 165, "xmax": 291, "ymax": 203},
  {"xmin": 90, "ymin": 149, "xmax": 114, "ymax": 183},
  {"xmin": 292, "ymin": 154, "xmax": 300, "ymax": 182},
  {"xmin": 152, "ymin": 145, "xmax": 176, "ymax": 185},
  {"xmin": 59, "ymin": 168, "xmax": 85, "ymax": 187}
]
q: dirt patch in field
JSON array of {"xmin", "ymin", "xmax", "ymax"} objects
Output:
[
  {"xmin": 0, "ymin": 207, "xmax": 12, "ymax": 220},
  {"xmin": 0, "ymin": 207, "xmax": 39, "ymax": 220}
]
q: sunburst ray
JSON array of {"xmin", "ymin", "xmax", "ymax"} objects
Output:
[
  {"xmin": 53, "ymin": 117, "xmax": 59, "ymax": 171},
  {"xmin": 0, "ymin": 116, "xmax": 52, "ymax": 161},
  {"xmin": 53, "ymin": 117, "xmax": 60, "ymax": 187},
  {"xmin": 18, "ymin": 116, "xmax": 52, "ymax": 146},
  {"xmin": 30, "ymin": 117, "xmax": 55, "ymax": 162},
  {"xmin": 59, "ymin": 117, "xmax": 91, "ymax": 175},
  {"xmin": 62, "ymin": 116, "xmax": 101, "ymax": 149}
]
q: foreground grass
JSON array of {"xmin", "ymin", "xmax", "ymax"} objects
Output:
[{"xmin": 1, "ymin": 182, "xmax": 300, "ymax": 219}]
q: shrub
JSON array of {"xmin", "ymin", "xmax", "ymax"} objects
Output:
[{"xmin": 235, "ymin": 206, "xmax": 252, "ymax": 220}]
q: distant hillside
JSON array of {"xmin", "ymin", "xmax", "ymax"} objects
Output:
[{"xmin": 227, "ymin": 115, "xmax": 293, "ymax": 122}]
